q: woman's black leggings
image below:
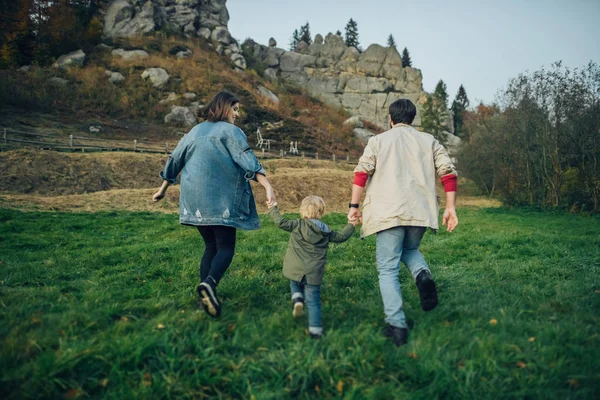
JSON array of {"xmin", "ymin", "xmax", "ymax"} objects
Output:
[{"xmin": 197, "ymin": 225, "xmax": 237, "ymax": 287}]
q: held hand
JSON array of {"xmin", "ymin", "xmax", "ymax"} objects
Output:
[
  {"xmin": 347, "ymin": 207, "xmax": 362, "ymax": 224},
  {"xmin": 348, "ymin": 216, "xmax": 360, "ymax": 227},
  {"xmin": 442, "ymin": 208, "xmax": 458, "ymax": 232},
  {"xmin": 265, "ymin": 187, "xmax": 276, "ymax": 207},
  {"xmin": 153, "ymin": 190, "xmax": 165, "ymax": 202}
]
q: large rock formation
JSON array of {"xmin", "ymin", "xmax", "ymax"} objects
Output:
[
  {"xmin": 243, "ymin": 34, "xmax": 452, "ymax": 131},
  {"xmin": 103, "ymin": 0, "xmax": 245, "ymax": 70}
]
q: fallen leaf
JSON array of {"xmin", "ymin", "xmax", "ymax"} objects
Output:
[
  {"xmin": 568, "ymin": 379, "xmax": 580, "ymax": 389},
  {"xmin": 457, "ymin": 362, "xmax": 464, "ymax": 369},
  {"xmin": 64, "ymin": 388, "xmax": 82, "ymax": 399},
  {"xmin": 120, "ymin": 316, "xmax": 128, "ymax": 322},
  {"xmin": 168, "ymin": 277, "xmax": 172, "ymax": 282},
  {"xmin": 443, "ymin": 320, "xmax": 452, "ymax": 327},
  {"xmin": 157, "ymin": 323, "xmax": 165, "ymax": 329},
  {"xmin": 99, "ymin": 379, "xmax": 108, "ymax": 387},
  {"xmin": 528, "ymin": 337, "xmax": 536, "ymax": 342},
  {"xmin": 142, "ymin": 372, "xmax": 152, "ymax": 386},
  {"xmin": 228, "ymin": 323, "xmax": 236, "ymax": 332},
  {"xmin": 408, "ymin": 352, "xmax": 418, "ymax": 359},
  {"xmin": 516, "ymin": 361, "xmax": 527, "ymax": 368},
  {"xmin": 315, "ymin": 385, "xmax": 320, "ymax": 393},
  {"xmin": 337, "ymin": 380, "xmax": 344, "ymax": 394},
  {"xmin": 489, "ymin": 319, "xmax": 498, "ymax": 326},
  {"xmin": 60, "ymin": 329, "xmax": 66, "ymax": 336},
  {"xmin": 31, "ymin": 317, "xmax": 41, "ymax": 324}
]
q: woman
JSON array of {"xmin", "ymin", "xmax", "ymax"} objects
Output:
[{"xmin": 153, "ymin": 91, "xmax": 276, "ymax": 318}]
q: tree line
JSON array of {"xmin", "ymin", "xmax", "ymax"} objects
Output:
[
  {"xmin": 0, "ymin": 0, "xmax": 103, "ymax": 67},
  {"xmin": 460, "ymin": 62, "xmax": 600, "ymax": 212}
]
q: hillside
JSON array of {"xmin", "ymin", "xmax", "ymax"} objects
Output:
[
  {"xmin": 0, "ymin": 35, "xmax": 364, "ymax": 157},
  {"xmin": 0, "ymin": 149, "xmax": 498, "ymax": 214}
]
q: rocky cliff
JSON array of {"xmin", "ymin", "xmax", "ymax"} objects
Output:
[
  {"xmin": 103, "ymin": 0, "xmax": 246, "ymax": 70},
  {"xmin": 243, "ymin": 34, "xmax": 451, "ymax": 131}
]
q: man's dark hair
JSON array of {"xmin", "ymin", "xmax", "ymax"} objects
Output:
[
  {"xmin": 198, "ymin": 91, "xmax": 239, "ymax": 122},
  {"xmin": 389, "ymin": 98, "xmax": 417, "ymax": 125}
]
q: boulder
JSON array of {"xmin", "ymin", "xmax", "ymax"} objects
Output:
[
  {"xmin": 52, "ymin": 49, "xmax": 86, "ymax": 69},
  {"xmin": 211, "ymin": 26, "xmax": 231, "ymax": 44},
  {"xmin": 257, "ymin": 85, "xmax": 279, "ymax": 105},
  {"xmin": 263, "ymin": 68, "xmax": 278, "ymax": 83},
  {"xmin": 176, "ymin": 49, "xmax": 193, "ymax": 59},
  {"xmin": 112, "ymin": 49, "xmax": 149, "ymax": 61},
  {"xmin": 47, "ymin": 77, "xmax": 68, "ymax": 86},
  {"xmin": 165, "ymin": 106, "xmax": 197, "ymax": 126},
  {"xmin": 141, "ymin": 67, "xmax": 170, "ymax": 88},
  {"xmin": 268, "ymin": 37, "xmax": 277, "ymax": 47},
  {"xmin": 104, "ymin": 0, "xmax": 157, "ymax": 37},
  {"xmin": 356, "ymin": 44, "xmax": 388, "ymax": 76},
  {"xmin": 314, "ymin": 34, "xmax": 324, "ymax": 45},
  {"xmin": 105, "ymin": 70, "xmax": 125, "ymax": 84},
  {"xmin": 231, "ymin": 53, "xmax": 246, "ymax": 70},
  {"xmin": 279, "ymin": 51, "xmax": 316, "ymax": 72},
  {"xmin": 353, "ymin": 128, "xmax": 376, "ymax": 144},
  {"xmin": 295, "ymin": 41, "xmax": 308, "ymax": 52},
  {"xmin": 18, "ymin": 65, "xmax": 31, "ymax": 72},
  {"xmin": 182, "ymin": 92, "xmax": 196, "ymax": 100},
  {"xmin": 197, "ymin": 27, "xmax": 211, "ymax": 39},
  {"xmin": 343, "ymin": 116, "xmax": 363, "ymax": 128}
]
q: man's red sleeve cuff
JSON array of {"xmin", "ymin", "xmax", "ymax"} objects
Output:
[
  {"xmin": 353, "ymin": 172, "xmax": 368, "ymax": 187},
  {"xmin": 441, "ymin": 174, "xmax": 457, "ymax": 192}
]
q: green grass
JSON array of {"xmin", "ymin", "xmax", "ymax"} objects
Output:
[{"xmin": 0, "ymin": 208, "xmax": 599, "ymax": 399}]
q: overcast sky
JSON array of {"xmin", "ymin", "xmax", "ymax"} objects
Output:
[{"xmin": 227, "ymin": 0, "xmax": 600, "ymax": 106}]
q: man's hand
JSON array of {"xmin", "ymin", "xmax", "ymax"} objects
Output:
[
  {"xmin": 153, "ymin": 190, "xmax": 165, "ymax": 202},
  {"xmin": 347, "ymin": 207, "xmax": 362, "ymax": 224},
  {"xmin": 442, "ymin": 207, "xmax": 458, "ymax": 232}
]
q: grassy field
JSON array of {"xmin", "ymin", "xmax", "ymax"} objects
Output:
[{"xmin": 0, "ymin": 207, "xmax": 598, "ymax": 399}]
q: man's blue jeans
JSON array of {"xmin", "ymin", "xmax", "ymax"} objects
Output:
[
  {"xmin": 290, "ymin": 277, "xmax": 322, "ymax": 335},
  {"xmin": 376, "ymin": 226, "xmax": 429, "ymax": 328}
]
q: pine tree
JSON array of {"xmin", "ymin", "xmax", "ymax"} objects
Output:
[
  {"xmin": 335, "ymin": 30, "xmax": 342, "ymax": 37},
  {"xmin": 299, "ymin": 22, "xmax": 312, "ymax": 45},
  {"xmin": 401, "ymin": 47, "xmax": 412, "ymax": 67},
  {"xmin": 434, "ymin": 80, "xmax": 449, "ymax": 109},
  {"xmin": 420, "ymin": 94, "xmax": 447, "ymax": 142},
  {"xmin": 387, "ymin": 34, "xmax": 396, "ymax": 48},
  {"xmin": 344, "ymin": 18, "xmax": 359, "ymax": 48},
  {"xmin": 289, "ymin": 28, "xmax": 300, "ymax": 50},
  {"xmin": 451, "ymin": 84, "xmax": 470, "ymax": 137}
]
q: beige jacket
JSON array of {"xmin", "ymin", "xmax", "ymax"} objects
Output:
[{"xmin": 354, "ymin": 125, "xmax": 457, "ymax": 238}]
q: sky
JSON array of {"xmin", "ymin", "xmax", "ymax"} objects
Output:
[{"xmin": 227, "ymin": 0, "xmax": 600, "ymax": 106}]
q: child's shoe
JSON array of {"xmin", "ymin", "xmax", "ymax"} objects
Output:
[
  {"xmin": 416, "ymin": 270, "xmax": 438, "ymax": 311},
  {"xmin": 383, "ymin": 324, "xmax": 408, "ymax": 347},
  {"xmin": 196, "ymin": 281, "xmax": 221, "ymax": 318},
  {"xmin": 292, "ymin": 298, "xmax": 305, "ymax": 318}
]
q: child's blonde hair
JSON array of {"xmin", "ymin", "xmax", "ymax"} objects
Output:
[{"xmin": 300, "ymin": 195, "xmax": 325, "ymax": 219}]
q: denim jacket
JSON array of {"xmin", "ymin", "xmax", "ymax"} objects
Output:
[{"xmin": 160, "ymin": 121, "xmax": 266, "ymax": 230}]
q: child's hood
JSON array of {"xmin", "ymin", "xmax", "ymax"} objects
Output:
[{"xmin": 298, "ymin": 219, "xmax": 331, "ymax": 244}]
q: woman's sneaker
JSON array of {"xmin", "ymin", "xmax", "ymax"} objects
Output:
[
  {"xmin": 196, "ymin": 282, "xmax": 221, "ymax": 318},
  {"xmin": 416, "ymin": 270, "xmax": 438, "ymax": 311},
  {"xmin": 292, "ymin": 298, "xmax": 305, "ymax": 318}
]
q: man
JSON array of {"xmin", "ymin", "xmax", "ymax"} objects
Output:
[{"xmin": 348, "ymin": 98, "xmax": 458, "ymax": 347}]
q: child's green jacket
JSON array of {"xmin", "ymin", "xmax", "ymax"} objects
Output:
[{"xmin": 269, "ymin": 206, "xmax": 355, "ymax": 285}]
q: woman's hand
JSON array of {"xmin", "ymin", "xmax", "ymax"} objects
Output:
[
  {"xmin": 265, "ymin": 186, "xmax": 276, "ymax": 207},
  {"xmin": 153, "ymin": 190, "xmax": 165, "ymax": 202},
  {"xmin": 442, "ymin": 207, "xmax": 458, "ymax": 232}
]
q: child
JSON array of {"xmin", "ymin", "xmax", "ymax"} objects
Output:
[{"xmin": 268, "ymin": 196, "xmax": 358, "ymax": 339}]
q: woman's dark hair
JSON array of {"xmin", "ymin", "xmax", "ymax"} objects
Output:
[
  {"xmin": 389, "ymin": 98, "xmax": 417, "ymax": 125},
  {"xmin": 198, "ymin": 91, "xmax": 239, "ymax": 122}
]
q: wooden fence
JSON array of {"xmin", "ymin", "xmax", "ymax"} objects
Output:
[{"xmin": 0, "ymin": 127, "xmax": 358, "ymax": 163}]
